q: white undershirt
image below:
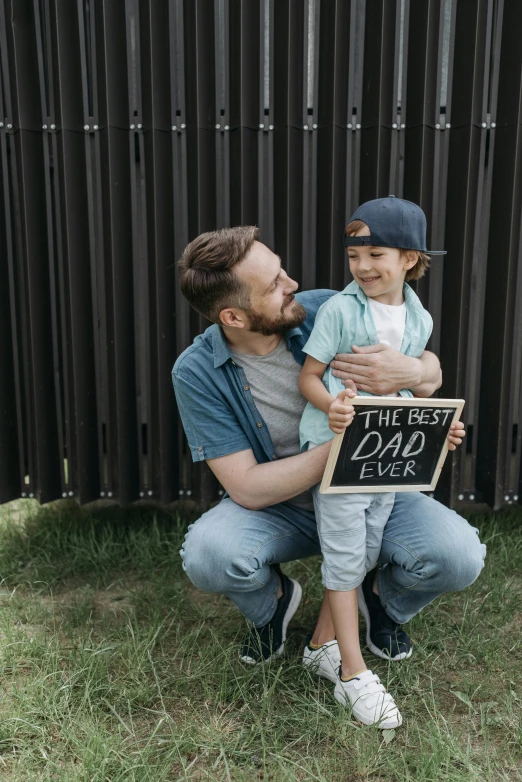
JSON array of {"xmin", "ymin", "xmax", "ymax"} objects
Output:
[
  {"xmin": 368, "ymin": 297, "xmax": 406, "ymax": 351},
  {"xmin": 368, "ymin": 298, "xmax": 407, "ymax": 397}
]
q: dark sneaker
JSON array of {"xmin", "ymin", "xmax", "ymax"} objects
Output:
[
  {"xmin": 240, "ymin": 573, "xmax": 302, "ymax": 664},
  {"xmin": 358, "ymin": 570, "xmax": 413, "ymax": 661}
]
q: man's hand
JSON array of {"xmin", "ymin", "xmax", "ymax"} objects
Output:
[
  {"xmin": 448, "ymin": 421, "xmax": 465, "ymax": 451},
  {"xmin": 330, "ymin": 344, "xmax": 442, "ymax": 397},
  {"xmin": 328, "ymin": 389, "xmax": 355, "ymax": 434}
]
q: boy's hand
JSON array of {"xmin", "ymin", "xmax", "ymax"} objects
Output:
[
  {"xmin": 447, "ymin": 421, "xmax": 465, "ymax": 451},
  {"xmin": 328, "ymin": 389, "xmax": 356, "ymax": 434}
]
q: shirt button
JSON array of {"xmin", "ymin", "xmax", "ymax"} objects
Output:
[
  {"xmin": 231, "ymin": 360, "xmax": 236, "ymax": 365},
  {"xmin": 244, "ymin": 385, "xmax": 249, "ymax": 391},
  {"xmin": 271, "ymin": 454, "xmax": 277, "ymax": 460},
  {"xmin": 197, "ymin": 446, "xmax": 203, "ymax": 452},
  {"xmin": 257, "ymin": 421, "xmax": 263, "ymax": 428}
]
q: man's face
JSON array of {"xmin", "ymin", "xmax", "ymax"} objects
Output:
[{"xmin": 233, "ymin": 241, "xmax": 306, "ymax": 335}]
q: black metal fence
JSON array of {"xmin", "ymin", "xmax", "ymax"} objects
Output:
[{"xmin": 1, "ymin": 0, "xmax": 521, "ymax": 510}]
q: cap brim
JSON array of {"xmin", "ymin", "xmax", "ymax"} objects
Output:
[{"xmin": 426, "ymin": 250, "xmax": 447, "ymax": 255}]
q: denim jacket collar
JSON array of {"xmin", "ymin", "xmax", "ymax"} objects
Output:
[{"xmin": 211, "ymin": 323, "xmax": 303, "ymax": 368}]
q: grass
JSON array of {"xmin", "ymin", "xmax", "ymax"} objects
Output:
[{"xmin": 0, "ymin": 500, "xmax": 519, "ymax": 780}]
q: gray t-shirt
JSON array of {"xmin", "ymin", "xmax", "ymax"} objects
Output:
[{"xmin": 231, "ymin": 339, "xmax": 314, "ymax": 511}]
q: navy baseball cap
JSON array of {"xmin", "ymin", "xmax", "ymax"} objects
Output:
[{"xmin": 344, "ymin": 195, "xmax": 446, "ymax": 255}]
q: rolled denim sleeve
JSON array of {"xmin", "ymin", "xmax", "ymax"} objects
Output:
[
  {"xmin": 301, "ymin": 299, "xmax": 343, "ymax": 365},
  {"xmin": 173, "ymin": 371, "xmax": 252, "ymax": 461}
]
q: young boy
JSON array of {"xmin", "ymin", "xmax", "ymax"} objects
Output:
[{"xmin": 298, "ymin": 196, "xmax": 446, "ymax": 728}]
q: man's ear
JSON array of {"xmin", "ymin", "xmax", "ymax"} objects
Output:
[{"xmin": 219, "ymin": 307, "xmax": 246, "ymax": 329}]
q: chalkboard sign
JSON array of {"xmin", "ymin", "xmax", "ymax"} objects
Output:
[{"xmin": 320, "ymin": 397, "xmax": 465, "ymax": 494}]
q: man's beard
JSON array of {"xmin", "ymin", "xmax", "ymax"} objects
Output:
[{"xmin": 246, "ymin": 296, "xmax": 307, "ymax": 337}]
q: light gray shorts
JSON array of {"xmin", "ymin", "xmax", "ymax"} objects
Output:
[{"xmin": 312, "ymin": 484, "xmax": 395, "ymax": 591}]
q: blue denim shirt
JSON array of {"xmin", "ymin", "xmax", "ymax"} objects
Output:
[
  {"xmin": 172, "ymin": 289, "xmax": 336, "ymax": 464},
  {"xmin": 299, "ymin": 281, "xmax": 433, "ymax": 449}
]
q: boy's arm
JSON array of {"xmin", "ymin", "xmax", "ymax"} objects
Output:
[
  {"xmin": 298, "ymin": 355, "xmax": 334, "ymax": 414},
  {"xmin": 298, "ymin": 355, "xmax": 356, "ymax": 434}
]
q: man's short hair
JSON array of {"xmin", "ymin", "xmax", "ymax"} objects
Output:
[{"xmin": 178, "ymin": 226, "xmax": 259, "ymax": 322}]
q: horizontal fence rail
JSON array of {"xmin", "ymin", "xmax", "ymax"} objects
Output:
[{"xmin": 0, "ymin": 0, "xmax": 521, "ymax": 510}]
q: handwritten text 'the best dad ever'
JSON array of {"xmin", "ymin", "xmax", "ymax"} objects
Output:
[{"xmin": 350, "ymin": 407, "xmax": 455, "ymax": 480}]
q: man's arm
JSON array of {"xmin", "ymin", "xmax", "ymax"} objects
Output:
[
  {"xmin": 329, "ymin": 345, "xmax": 466, "ymax": 449},
  {"xmin": 330, "ymin": 344, "xmax": 442, "ymax": 398},
  {"xmin": 207, "ymin": 445, "xmax": 331, "ymax": 511},
  {"xmin": 410, "ymin": 351, "xmax": 443, "ymax": 396}
]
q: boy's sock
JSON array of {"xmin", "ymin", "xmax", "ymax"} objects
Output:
[
  {"xmin": 340, "ymin": 668, "xmax": 367, "ymax": 682},
  {"xmin": 308, "ymin": 641, "xmax": 324, "ymax": 651}
]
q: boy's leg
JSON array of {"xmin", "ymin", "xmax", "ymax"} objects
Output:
[
  {"xmin": 376, "ymin": 491, "xmax": 487, "ymax": 624},
  {"xmin": 328, "ymin": 587, "xmax": 366, "ymax": 677},
  {"xmin": 180, "ymin": 497, "xmax": 320, "ymax": 627},
  {"xmin": 365, "ymin": 493, "xmax": 395, "ymax": 572},
  {"xmin": 311, "ymin": 487, "xmax": 370, "ymax": 670},
  {"xmin": 328, "ymin": 583, "xmax": 402, "ymax": 728},
  {"xmin": 312, "ymin": 486, "xmax": 371, "ymax": 592},
  {"xmin": 312, "ymin": 488, "xmax": 402, "ymax": 726}
]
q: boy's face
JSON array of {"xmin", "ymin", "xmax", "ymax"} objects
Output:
[{"xmin": 347, "ymin": 224, "xmax": 417, "ymax": 305}]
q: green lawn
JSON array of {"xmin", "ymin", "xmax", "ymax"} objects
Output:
[{"xmin": 0, "ymin": 499, "xmax": 519, "ymax": 781}]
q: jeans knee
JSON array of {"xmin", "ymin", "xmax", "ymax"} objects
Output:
[
  {"xmin": 180, "ymin": 521, "xmax": 225, "ymax": 592},
  {"xmin": 180, "ymin": 516, "xmax": 261, "ymax": 594},
  {"xmin": 433, "ymin": 525, "xmax": 486, "ymax": 592}
]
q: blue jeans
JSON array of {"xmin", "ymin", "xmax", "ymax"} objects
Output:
[{"xmin": 180, "ymin": 492, "xmax": 486, "ymax": 627}]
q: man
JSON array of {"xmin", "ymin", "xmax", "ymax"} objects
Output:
[{"xmin": 172, "ymin": 226, "xmax": 485, "ymax": 685}]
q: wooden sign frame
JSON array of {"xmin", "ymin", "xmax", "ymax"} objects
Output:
[{"xmin": 320, "ymin": 397, "xmax": 465, "ymax": 494}]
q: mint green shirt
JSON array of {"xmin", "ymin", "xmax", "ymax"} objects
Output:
[{"xmin": 299, "ymin": 281, "xmax": 433, "ymax": 450}]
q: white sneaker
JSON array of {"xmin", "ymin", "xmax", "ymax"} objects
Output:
[
  {"xmin": 302, "ymin": 640, "xmax": 341, "ymax": 684},
  {"xmin": 334, "ymin": 669, "xmax": 402, "ymax": 728}
]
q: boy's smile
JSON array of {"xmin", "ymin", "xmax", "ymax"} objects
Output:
[{"xmin": 358, "ymin": 274, "xmax": 381, "ymax": 287}]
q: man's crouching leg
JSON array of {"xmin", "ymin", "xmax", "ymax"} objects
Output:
[
  {"xmin": 376, "ymin": 491, "xmax": 487, "ymax": 626},
  {"xmin": 180, "ymin": 497, "xmax": 320, "ymax": 627}
]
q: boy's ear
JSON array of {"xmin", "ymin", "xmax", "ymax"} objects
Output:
[{"xmin": 403, "ymin": 250, "xmax": 419, "ymax": 270}]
